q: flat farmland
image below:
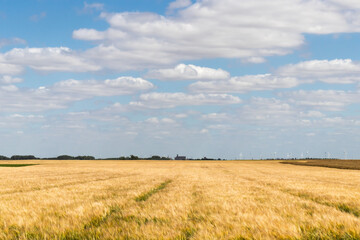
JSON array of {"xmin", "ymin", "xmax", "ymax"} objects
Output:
[{"xmin": 0, "ymin": 160, "xmax": 360, "ymax": 239}]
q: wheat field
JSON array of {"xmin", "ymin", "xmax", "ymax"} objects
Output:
[{"xmin": 0, "ymin": 160, "xmax": 359, "ymax": 239}]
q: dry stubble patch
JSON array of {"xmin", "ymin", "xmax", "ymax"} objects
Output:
[{"xmin": 281, "ymin": 159, "xmax": 360, "ymax": 170}]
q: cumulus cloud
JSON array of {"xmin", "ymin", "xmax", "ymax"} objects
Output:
[
  {"xmin": 0, "ymin": 38, "xmax": 26, "ymax": 48},
  {"xmin": 201, "ymin": 113, "xmax": 229, "ymax": 121},
  {"xmin": 3, "ymin": 47, "xmax": 101, "ymax": 72},
  {"xmin": 280, "ymin": 90, "xmax": 360, "ymax": 111},
  {"xmin": 82, "ymin": 44, "xmax": 174, "ymax": 71},
  {"xmin": 53, "ymin": 77, "xmax": 154, "ymax": 96},
  {"xmin": 167, "ymin": 0, "xmax": 192, "ymax": 12},
  {"xmin": 0, "ymin": 75, "xmax": 22, "ymax": 84},
  {"xmin": 187, "ymin": 58, "xmax": 360, "ymax": 94},
  {"xmin": 277, "ymin": 59, "xmax": 360, "ymax": 83},
  {"xmin": 0, "ymin": 62, "xmax": 23, "ymax": 75},
  {"xmin": 190, "ymin": 74, "xmax": 298, "ymax": 93},
  {"xmin": 73, "ymin": 29, "xmax": 105, "ymax": 41},
  {"xmin": 241, "ymin": 57, "xmax": 266, "ymax": 64},
  {"xmin": 71, "ymin": 0, "xmax": 360, "ymax": 70},
  {"xmin": 146, "ymin": 64, "xmax": 230, "ymax": 81},
  {"xmin": 129, "ymin": 92, "xmax": 241, "ymax": 109},
  {"xmin": 145, "ymin": 117, "xmax": 176, "ymax": 124},
  {"xmin": 0, "ymin": 77, "xmax": 153, "ymax": 112},
  {"xmin": 239, "ymin": 98, "xmax": 295, "ymax": 122},
  {"xmin": 1, "ymin": 1, "xmax": 360, "ymax": 75},
  {"xmin": 4, "ymin": 1, "xmax": 360, "ymax": 74}
]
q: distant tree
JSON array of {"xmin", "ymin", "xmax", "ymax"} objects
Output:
[
  {"xmin": 130, "ymin": 155, "xmax": 139, "ymax": 160},
  {"xmin": 0, "ymin": 155, "xmax": 9, "ymax": 160}
]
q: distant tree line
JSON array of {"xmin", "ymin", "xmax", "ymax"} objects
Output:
[
  {"xmin": 0, "ymin": 155, "xmax": 37, "ymax": 160},
  {"xmin": 0, "ymin": 154, "xmax": 223, "ymax": 161},
  {"xmin": 50, "ymin": 155, "xmax": 95, "ymax": 160},
  {"xmin": 104, "ymin": 155, "xmax": 171, "ymax": 160},
  {"xmin": 0, "ymin": 155, "xmax": 95, "ymax": 160}
]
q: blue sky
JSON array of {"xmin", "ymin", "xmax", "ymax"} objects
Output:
[{"xmin": 1, "ymin": 0, "xmax": 360, "ymax": 159}]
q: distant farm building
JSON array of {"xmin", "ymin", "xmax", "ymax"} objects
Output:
[{"xmin": 175, "ymin": 154, "xmax": 186, "ymax": 160}]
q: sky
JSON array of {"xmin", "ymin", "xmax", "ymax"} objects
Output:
[{"xmin": 1, "ymin": 0, "xmax": 360, "ymax": 159}]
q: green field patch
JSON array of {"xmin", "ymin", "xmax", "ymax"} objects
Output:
[
  {"xmin": 135, "ymin": 179, "xmax": 172, "ymax": 202},
  {"xmin": 0, "ymin": 164, "xmax": 38, "ymax": 167}
]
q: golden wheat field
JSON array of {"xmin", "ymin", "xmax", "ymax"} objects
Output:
[{"xmin": 0, "ymin": 160, "xmax": 360, "ymax": 239}]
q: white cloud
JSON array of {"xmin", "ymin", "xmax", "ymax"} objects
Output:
[
  {"xmin": 190, "ymin": 74, "xmax": 298, "ymax": 93},
  {"xmin": 71, "ymin": 0, "xmax": 360, "ymax": 70},
  {"xmin": 84, "ymin": 2, "xmax": 104, "ymax": 11},
  {"xmin": 145, "ymin": 117, "xmax": 160, "ymax": 124},
  {"xmin": 168, "ymin": 0, "xmax": 192, "ymax": 11},
  {"xmin": 300, "ymin": 111, "xmax": 325, "ymax": 118},
  {"xmin": 0, "ymin": 55, "xmax": 23, "ymax": 75},
  {"xmin": 323, "ymin": 117, "xmax": 345, "ymax": 124},
  {"xmin": 1, "ymin": 85, "xmax": 18, "ymax": 92},
  {"xmin": 146, "ymin": 64, "xmax": 230, "ymax": 81},
  {"xmin": 145, "ymin": 117, "xmax": 176, "ymax": 124},
  {"xmin": 130, "ymin": 92, "xmax": 241, "ymax": 109},
  {"xmin": 0, "ymin": 38, "xmax": 26, "ymax": 48},
  {"xmin": 241, "ymin": 57, "xmax": 266, "ymax": 64},
  {"xmin": 0, "ymin": 77, "xmax": 153, "ymax": 112},
  {"xmin": 277, "ymin": 59, "xmax": 360, "ymax": 84},
  {"xmin": 53, "ymin": 77, "xmax": 154, "ymax": 96},
  {"xmin": 200, "ymin": 128, "xmax": 209, "ymax": 134},
  {"xmin": 0, "ymin": 75, "xmax": 22, "ymax": 84},
  {"xmin": 239, "ymin": 98, "xmax": 295, "ymax": 123},
  {"xmin": 201, "ymin": 113, "xmax": 229, "ymax": 121},
  {"xmin": 2, "ymin": 2, "xmax": 360, "ymax": 75},
  {"xmin": 161, "ymin": 118, "xmax": 176, "ymax": 124},
  {"xmin": 3, "ymin": 47, "xmax": 101, "ymax": 72},
  {"xmin": 82, "ymin": 44, "xmax": 174, "ymax": 71},
  {"xmin": 329, "ymin": 0, "xmax": 360, "ymax": 9},
  {"xmin": 281, "ymin": 90, "xmax": 360, "ymax": 111},
  {"xmin": 30, "ymin": 12, "xmax": 46, "ymax": 22},
  {"xmin": 73, "ymin": 29, "xmax": 105, "ymax": 41}
]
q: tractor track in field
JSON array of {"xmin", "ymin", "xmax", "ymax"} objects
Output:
[
  {"xmin": 215, "ymin": 166, "xmax": 360, "ymax": 219},
  {"xmin": 81, "ymin": 179, "xmax": 174, "ymax": 231}
]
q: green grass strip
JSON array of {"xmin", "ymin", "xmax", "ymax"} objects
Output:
[
  {"xmin": 284, "ymin": 189, "xmax": 360, "ymax": 218},
  {"xmin": 83, "ymin": 205, "xmax": 121, "ymax": 230},
  {"xmin": 135, "ymin": 179, "xmax": 172, "ymax": 202},
  {"xmin": 0, "ymin": 164, "xmax": 38, "ymax": 167}
]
